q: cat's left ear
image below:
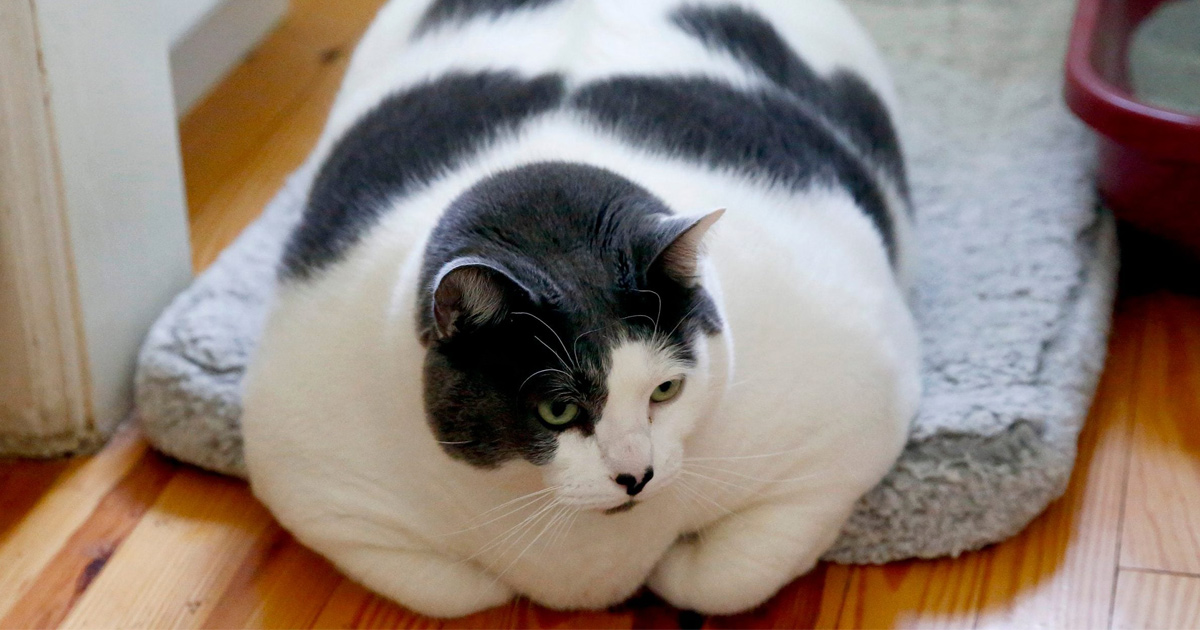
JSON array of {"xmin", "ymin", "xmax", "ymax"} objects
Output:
[
  {"xmin": 429, "ymin": 258, "xmax": 524, "ymax": 341},
  {"xmin": 652, "ymin": 209, "xmax": 725, "ymax": 287}
]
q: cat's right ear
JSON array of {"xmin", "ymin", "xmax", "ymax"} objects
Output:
[
  {"xmin": 652, "ymin": 209, "xmax": 725, "ymax": 287},
  {"xmin": 429, "ymin": 259, "xmax": 521, "ymax": 341}
]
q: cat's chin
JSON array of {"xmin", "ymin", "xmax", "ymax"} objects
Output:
[
  {"xmin": 602, "ymin": 500, "xmax": 639, "ymax": 515},
  {"xmin": 557, "ymin": 496, "xmax": 639, "ymax": 513}
]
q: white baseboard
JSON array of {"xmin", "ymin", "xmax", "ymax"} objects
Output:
[{"xmin": 169, "ymin": 0, "xmax": 289, "ymax": 116}]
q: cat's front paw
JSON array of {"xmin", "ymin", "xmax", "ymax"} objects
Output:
[
  {"xmin": 337, "ymin": 546, "xmax": 515, "ymax": 618},
  {"xmin": 647, "ymin": 538, "xmax": 768, "ymax": 615},
  {"xmin": 646, "ymin": 538, "xmax": 705, "ymax": 611},
  {"xmin": 411, "ymin": 569, "xmax": 515, "ymax": 619},
  {"xmin": 647, "ymin": 533, "xmax": 798, "ymax": 616}
]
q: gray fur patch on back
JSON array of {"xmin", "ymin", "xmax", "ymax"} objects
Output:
[{"xmin": 412, "ymin": 0, "xmax": 565, "ymax": 38}]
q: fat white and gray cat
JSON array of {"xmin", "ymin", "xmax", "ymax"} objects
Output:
[{"xmin": 243, "ymin": 0, "xmax": 920, "ymax": 618}]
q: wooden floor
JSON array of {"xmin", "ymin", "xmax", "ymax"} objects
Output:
[{"xmin": 3, "ymin": 1, "xmax": 1200, "ymax": 627}]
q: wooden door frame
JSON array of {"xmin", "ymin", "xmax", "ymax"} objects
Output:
[{"xmin": 0, "ymin": 0, "xmax": 193, "ymax": 456}]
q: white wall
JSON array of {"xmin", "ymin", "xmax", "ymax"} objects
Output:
[
  {"xmin": 167, "ymin": 0, "xmax": 288, "ymax": 115},
  {"xmin": 165, "ymin": 0, "xmax": 225, "ymax": 44}
]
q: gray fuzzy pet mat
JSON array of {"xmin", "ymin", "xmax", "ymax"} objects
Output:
[{"xmin": 135, "ymin": 0, "xmax": 1118, "ymax": 564}]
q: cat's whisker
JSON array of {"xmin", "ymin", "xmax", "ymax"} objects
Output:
[
  {"xmin": 685, "ymin": 443, "xmax": 816, "ymax": 463},
  {"xmin": 489, "ymin": 517, "xmax": 554, "ymax": 586},
  {"xmin": 543, "ymin": 508, "xmax": 568, "ymax": 551},
  {"xmin": 534, "ymin": 336, "xmax": 573, "ymax": 372},
  {"xmin": 572, "ymin": 327, "xmax": 602, "ymax": 363},
  {"xmin": 661, "ymin": 301, "xmax": 703, "ymax": 342},
  {"xmin": 667, "ymin": 484, "xmax": 689, "ymax": 517},
  {"xmin": 436, "ymin": 440, "xmax": 473, "ymax": 445},
  {"xmin": 669, "ymin": 480, "xmax": 710, "ymax": 532},
  {"xmin": 515, "ymin": 311, "xmax": 577, "ymax": 369},
  {"xmin": 509, "ymin": 504, "xmax": 571, "ymax": 570},
  {"xmin": 633, "ymin": 288, "xmax": 663, "ymax": 332},
  {"xmin": 442, "ymin": 487, "xmax": 558, "ymax": 537},
  {"xmin": 487, "ymin": 500, "xmax": 565, "ymax": 579},
  {"xmin": 620, "ymin": 313, "xmax": 656, "ymax": 329},
  {"xmin": 673, "ymin": 476, "xmax": 710, "ymax": 514},
  {"xmin": 680, "ymin": 468, "xmax": 763, "ymax": 498},
  {"xmin": 463, "ymin": 485, "xmax": 558, "ymax": 522},
  {"xmin": 470, "ymin": 496, "xmax": 560, "ymax": 564},
  {"xmin": 553, "ymin": 508, "xmax": 581, "ymax": 549},
  {"xmin": 674, "ymin": 475, "xmax": 734, "ymax": 523},
  {"xmin": 687, "ymin": 462, "xmax": 822, "ymax": 485},
  {"xmin": 446, "ymin": 498, "xmax": 553, "ymax": 541},
  {"xmin": 520, "ymin": 367, "xmax": 572, "ymax": 392},
  {"xmin": 446, "ymin": 501, "xmax": 552, "ymax": 549},
  {"xmin": 672, "ymin": 498, "xmax": 711, "ymax": 546},
  {"xmin": 693, "ymin": 491, "xmax": 740, "ymax": 521},
  {"xmin": 678, "ymin": 474, "xmax": 742, "ymax": 519},
  {"xmin": 545, "ymin": 502, "xmax": 579, "ymax": 551}
]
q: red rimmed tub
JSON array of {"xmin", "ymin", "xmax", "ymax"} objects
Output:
[{"xmin": 1065, "ymin": 0, "xmax": 1200, "ymax": 252}]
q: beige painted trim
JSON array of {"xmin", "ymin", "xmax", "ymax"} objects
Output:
[
  {"xmin": 0, "ymin": 0, "xmax": 93, "ymax": 455},
  {"xmin": 0, "ymin": 0, "xmax": 192, "ymax": 456}
]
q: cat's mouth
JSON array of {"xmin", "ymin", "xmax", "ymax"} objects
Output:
[{"xmin": 603, "ymin": 500, "xmax": 638, "ymax": 515}]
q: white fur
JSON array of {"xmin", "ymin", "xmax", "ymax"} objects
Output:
[{"xmin": 243, "ymin": 0, "xmax": 920, "ymax": 617}]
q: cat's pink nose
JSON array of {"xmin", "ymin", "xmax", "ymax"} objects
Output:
[
  {"xmin": 601, "ymin": 432, "xmax": 653, "ymax": 476},
  {"xmin": 613, "ymin": 467, "xmax": 654, "ymax": 496}
]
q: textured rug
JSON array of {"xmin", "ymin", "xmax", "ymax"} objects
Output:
[{"xmin": 135, "ymin": 0, "xmax": 1118, "ymax": 564}]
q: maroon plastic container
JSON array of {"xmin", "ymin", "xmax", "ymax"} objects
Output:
[{"xmin": 1065, "ymin": 0, "xmax": 1200, "ymax": 251}]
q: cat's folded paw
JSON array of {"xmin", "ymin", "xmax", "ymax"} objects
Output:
[
  {"xmin": 647, "ymin": 540, "xmax": 758, "ymax": 615},
  {"xmin": 646, "ymin": 537, "xmax": 783, "ymax": 616},
  {"xmin": 406, "ymin": 573, "xmax": 515, "ymax": 619},
  {"xmin": 646, "ymin": 539, "xmax": 703, "ymax": 611},
  {"xmin": 338, "ymin": 546, "xmax": 515, "ymax": 618}
]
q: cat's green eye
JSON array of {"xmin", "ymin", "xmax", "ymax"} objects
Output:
[
  {"xmin": 650, "ymin": 378, "xmax": 684, "ymax": 403},
  {"xmin": 537, "ymin": 400, "xmax": 579, "ymax": 426}
]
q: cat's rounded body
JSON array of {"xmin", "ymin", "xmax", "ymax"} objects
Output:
[{"xmin": 243, "ymin": 0, "xmax": 920, "ymax": 617}]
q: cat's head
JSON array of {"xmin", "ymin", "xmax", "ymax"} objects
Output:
[{"xmin": 418, "ymin": 162, "xmax": 726, "ymax": 512}]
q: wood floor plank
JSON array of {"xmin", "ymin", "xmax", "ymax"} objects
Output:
[
  {"xmin": 309, "ymin": 579, "xmax": 377, "ymax": 628},
  {"xmin": 186, "ymin": 59, "xmax": 353, "ymax": 271},
  {"xmin": 310, "ymin": 582, "xmax": 435, "ymax": 629},
  {"xmin": 57, "ymin": 471, "xmax": 274, "ymax": 629},
  {"xmin": 310, "ymin": 581, "xmax": 642, "ymax": 630},
  {"xmin": 1111, "ymin": 569, "xmax": 1200, "ymax": 630},
  {"xmin": 0, "ymin": 450, "xmax": 176, "ymax": 629},
  {"xmin": 200, "ymin": 528, "xmax": 344, "ymax": 629},
  {"xmin": 0, "ymin": 425, "xmax": 147, "ymax": 620},
  {"xmin": 973, "ymin": 302, "xmax": 1145, "ymax": 629},
  {"xmin": 185, "ymin": 0, "xmax": 387, "ymax": 271},
  {"xmin": 812, "ymin": 564, "xmax": 853, "ymax": 629},
  {"xmin": 465, "ymin": 599, "xmax": 632, "ymax": 630},
  {"xmin": 832, "ymin": 555, "xmax": 986, "ymax": 629},
  {"xmin": 1120, "ymin": 294, "xmax": 1200, "ymax": 575},
  {"xmin": 180, "ymin": 0, "xmax": 386, "ymax": 215},
  {"xmin": 310, "ymin": 582, "xmax": 500, "ymax": 630},
  {"xmin": 0, "ymin": 457, "xmax": 73, "ymax": 542},
  {"xmin": 703, "ymin": 562, "xmax": 841, "ymax": 629}
]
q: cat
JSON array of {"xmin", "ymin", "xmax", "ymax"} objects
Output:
[{"xmin": 242, "ymin": 0, "xmax": 921, "ymax": 618}]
